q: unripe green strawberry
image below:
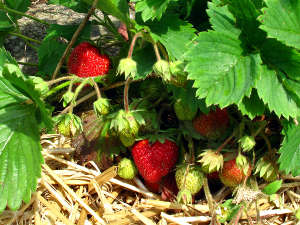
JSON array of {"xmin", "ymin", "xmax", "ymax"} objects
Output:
[
  {"xmin": 119, "ymin": 133, "xmax": 136, "ymax": 147},
  {"xmin": 93, "ymin": 98, "xmax": 110, "ymax": 116},
  {"xmin": 174, "ymin": 98, "xmax": 197, "ymax": 121},
  {"xmin": 175, "ymin": 164, "xmax": 204, "ymax": 195},
  {"xmin": 118, "ymin": 158, "xmax": 138, "ymax": 179},
  {"xmin": 58, "ymin": 120, "xmax": 71, "ymax": 137},
  {"xmin": 55, "ymin": 113, "xmax": 83, "ymax": 137},
  {"xmin": 239, "ymin": 135, "xmax": 256, "ymax": 152},
  {"xmin": 117, "ymin": 58, "xmax": 137, "ymax": 78}
]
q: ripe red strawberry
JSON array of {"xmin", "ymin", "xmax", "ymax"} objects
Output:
[
  {"xmin": 132, "ymin": 139, "xmax": 178, "ymax": 183},
  {"xmin": 193, "ymin": 108, "xmax": 229, "ymax": 140},
  {"xmin": 219, "ymin": 157, "xmax": 251, "ymax": 187},
  {"xmin": 68, "ymin": 42, "xmax": 110, "ymax": 78}
]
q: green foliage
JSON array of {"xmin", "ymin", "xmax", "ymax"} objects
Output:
[
  {"xmin": 38, "ymin": 39, "xmax": 67, "ymax": 77},
  {"xmin": 259, "ymin": 0, "xmax": 300, "ymax": 50},
  {"xmin": 2, "ymin": 0, "xmax": 300, "ymax": 213},
  {"xmin": 278, "ymin": 120, "xmax": 300, "ymax": 176},
  {"xmin": 48, "ymin": 0, "xmax": 89, "ymax": 13},
  {"xmin": 83, "ymin": 0, "xmax": 129, "ymax": 23},
  {"xmin": 0, "ymin": 48, "xmax": 52, "ymax": 212},
  {"xmin": 0, "ymin": 0, "xmax": 31, "ymax": 31},
  {"xmin": 133, "ymin": 0, "xmax": 177, "ymax": 22},
  {"xmin": 262, "ymin": 180, "xmax": 282, "ymax": 195},
  {"xmin": 137, "ymin": 14, "xmax": 196, "ymax": 60}
]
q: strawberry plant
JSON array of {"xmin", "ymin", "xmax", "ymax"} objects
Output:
[{"xmin": 1, "ymin": 0, "xmax": 300, "ymax": 222}]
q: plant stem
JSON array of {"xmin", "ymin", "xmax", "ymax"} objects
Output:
[
  {"xmin": 59, "ymin": 79, "xmax": 138, "ymax": 115},
  {"xmin": 17, "ymin": 61, "xmax": 38, "ymax": 67},
  {"xmin": 51, "ymin": 0, "xmax": 99, "ymax": 80},
  {"xmin": 68, "ymin": 78, "xmax": 91, "ymax": 113},
  {"xmin": 1, "ymin": 5, "xmax": 50, "ymax": 26},
  {"xmin": 44, "ymin": 81, "xmax": 71, "ymax": 98},
  {"xmin": 253, "ymin": 121, "xmax": 267, "ymax": 137},
  {"xmin": 124, "ymin": 78, "xmax": 131, "ymax": 113},
  {"xmin": 153, "ymin": 42, "xmax": 161, "ymax": 61},
  {"xmin": 47, "ymin": 76, "xmax": 77, "ymax": 86},
  {"xmin": 90, "ymin": 78, "xmax": 101, "ymax": 99},
  {"xmin": 203, "ymin": 176, "xmax": 215, "ymax": 213},
  {"xmin": 8, "ymin": 31, "xmax": 41, "ymax": 44},
  {"xmin": 187, "ymin": 137, "xmax": 195, "ymax": 163},
  {"xmin": 215, "ymin": 129, "xmax": 237, "ymax": 154},
  {"xmin": 127, "ymin": 32, "xmax": 142, "ymax": 58},
  {"xmin": 260, "ymin": 133, "xmax": 272, "ymax": 153}
]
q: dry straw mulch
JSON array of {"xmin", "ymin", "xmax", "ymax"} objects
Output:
[{"xmin": 0, "ymin": 134, "xmax": 299, "ymax": 225}]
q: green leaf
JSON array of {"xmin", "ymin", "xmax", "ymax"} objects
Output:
[
  {"xmin": 238, "ymin": 89, "xmax": 265, "ymax": 119},
  {"xmin": 146, "ymin": 14, "xmax": 196, "ymax": 60},
  {"xmin": 133, "ymin": 0, "xmax": 177, "ymax": 22},
  {"xmin": 0, "ymin": 0, "xmax": 30, "ymax": 31},
  {"xmin": 44, "ymin": 23, "xmax": 92, "ymax": 42},
  {"xmin": 185, "ymin": 30, "xmax": 261, "ymax": 108},
  {"xmin": 83, "ymin": 0, "xmax": 129, "ymax": 23},
  {"xmin": 261, "ymin": 38, "xmax": 300, "ymax": 81},
  {"xmin": 48, "ymin": 0, "xmax": 89, "ymax": 13},
  {"xmin": 132, "ymin": 45, "xmax": 156, "ymax": 80},
  {"xmin": 278, "ymin": 120, "xmax": 300, "ymax": 176},
  {"xmin": 0, "ymin": 104, "xmax": 43, "ymax": 212},
  {"xmin": 0, "ymin": 12, "xmax": 14, "ymax": 31},
  {"xmin": 38, "ymin": 38, "xmax": 67, "ymax": 77},
  {"xmin": 0, "ymin": 47, "xmax": 18, "ymax": 74},
  {"xmin": 2, "ymin": 64, "xmax": 53, "ymax": 129},
  {"xmin": 206, "ymin": 0, "xmax": 241, "ymax": 39},
  {"xmin": 225, "ymin": 0, "xmax": 266, "ymax": 49},
  {"xmin": 255, "ymin": 66, "xmax": 299, "ymax": 119},
  {"xmin": 262, "ymin": 180, "xmax": 282, "ymax": 195},
  {"xmin": 259, "ymin": 0, "xmax": 300, "ymax": 50}
]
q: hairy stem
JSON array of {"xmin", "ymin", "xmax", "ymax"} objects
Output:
[
  {"xmin": 215, "ymin": 129, "xmax": 237, "ymax": 154},
  {"xmin": 90, "ymin": 78, "xmax": 102, "ymax": 99},
  {"xmin": 127, "ymin": 32, "xmax": 142, "ymax": 58},
  {"xmin": 124, "ymin": 78, "xmax": 131, "ymax": 113},
  {"xmin": 17, "ymin": 61, "xmax": 38, "ymax": 67},
  {"xmin": 59, "ymin": 80, "xmax": 140, "ymax": 115},
  {"xmin": 44, "ymin": 81, "xmax": 71, "ymax": 98},
  {"xmin": 68, "ymin": 78, "xmax": 91, "ymax": 113},
  {"xmin": 8, "ymin": 31, "xmax": 41, "ymax": 44},
  {"xmin": 51, "ymin": 0, "xmax": 99, "ymax": 80},
  {"xmin": 203, "ymin": 176, "xmax": 215, "ymax": 214},
  {"xmin": 47, "ymin": 76, "xmax": 77, "ymax": 87},
  {"xmin": 153, "ymin": 42, "xmax": 161, "ymax": 61}
]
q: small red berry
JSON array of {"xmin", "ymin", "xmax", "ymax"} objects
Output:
[
  {"xmin": 193, "ymin": 108, "xmax": 229, "ymax": 139},
  {"xmin": 132, "ymin": 139, "xmax": 178, "ymax": 183},
  {"xmin": 68, "ymin": 42, "xmax": 110, "ymax": 78}
]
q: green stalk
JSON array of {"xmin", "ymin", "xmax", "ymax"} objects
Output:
[
  {"xmin": 8, "ymin": 31, "xmax": 41, "ymax": 44},
  {"xmin": 17, "ymin": 61, "xmax": 38, "ymax": 67},
  {"xmin": 0, "ymin": 5, "xmax": 50, "ymax": 26},
  {"xmin": 69, "ymin": 78, "xmax": 91, "ymax": 113},
  {"xmin": 44, "ymin": 81, "xmax": 71, "ymax": 98}
]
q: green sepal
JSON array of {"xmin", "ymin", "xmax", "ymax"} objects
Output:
[
  {"xmin": 153, "ymin": 59, "xmax": 171, "ymax": 81},
  {"xmin": 117, "ymin": 58, "xmax": 137, "ymax": 79},
  {"xmin": 93, "ymin": 98, "xmax": 110, "ymax": 116}
]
